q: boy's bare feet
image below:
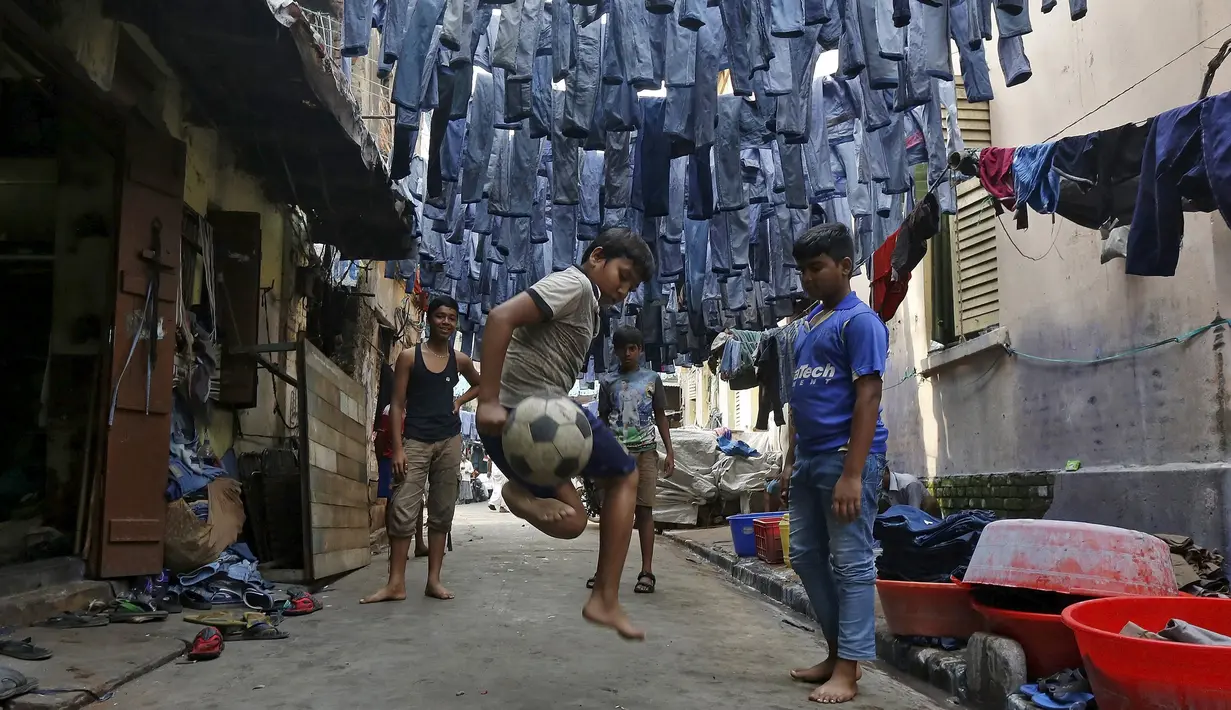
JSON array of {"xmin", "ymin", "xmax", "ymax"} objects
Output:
[
  {"xmin": 359, "ymin": 584, "xmax": 407, "ymax": 604},
  {"xmin": 808, "ymin": 661, "xmax": 860, "ymax": 704},
  {"xmin": 791, "ymin": 657, "xmax": 862, "ymax": 683},
  {"xmin": 503, "ymin": 480, "xmax": 575, "ymax": 524},
  {"xmin": 425, "ymin": 581, "xmax": 455, "ymax": 600},
  {"xmin": 582, "ymin": 593, "xmax": 645, "ymax": 641},
  {"xmin": 413, "ymin": 546, "xmax": 430, "ymax": 558}
]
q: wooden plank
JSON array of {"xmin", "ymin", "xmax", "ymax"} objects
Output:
[
  {"xmin": 310, "ymin": 502, "xmax": 368, "ymax": 529},
  {"xmin": 304, "ymin": 344, "xmax": 365, "ymax": 400},
  {"xmin": 307, "ymin": 364, "xmax": 341, "ymax": 404},
  {"xmin": 311, "ymin": 548, "xmax": 372, "ymax": 578},
  {"xmin": 308, "ymin": 392, "xmax": 366, "ymax": 442},
  {"xmin": 333, "ymin": 450, "xmax": 366, "ymax": 482},
  {"xmin": 311, "ymin": 527, "xmax": 370, "ymax": 555},
  {"xmin": 309, "ymin": 467, "xmax": 367, "ymax": 507},
  {"xmin": 306, "ymin": 415, "xmax": 367, "ymax": 463}
]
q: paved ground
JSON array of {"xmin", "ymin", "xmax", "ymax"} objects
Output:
[{"xmin": 97, "ymin": 507, "xmax": 947, "ymax": 710}]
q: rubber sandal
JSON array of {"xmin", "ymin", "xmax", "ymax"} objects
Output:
[
  {"xmin": 157, "ymin": 593, "xmax": 183, "ymax": 614},
  {"xmin": 0, "ymin": 638, "xmax": 52, "ymax": 661},
  {"xmin": 187, "ymin": 627, "xmax": 224, "ymax": 661},
  {"xmin": 109, "ymin": 600, "xmax": 168, "ymax": 624},
  {"xmin": 633, "ymin": 572, "xmax": 656, "ymax": 594},
  {"xmin": 586, "ymin": 576, "xmax": 596, "ymax": 589},
  {"xmin": 0, "ymin": 666, "xmax": 37, "ymax": 701},
  {"xmin": 183, "ymin": 611, "xmax": 251, "ymax": 629},
  {"xmin": 223, "ymin": 622, "xmax": 288, "ymax": 641},
  {"xmin": 180, "ymin": 589, "xmax": 213, "ymax": 611},
  {"xmin": 242, "ymin": 589, "xmax": 274, "ymax": 612},
  {"xmin": 279, "ymin": 591, "xmax": 322, "ymax": 617},
  {"xmin": 34, "ymin": 613, "xmax": 109, "ymax": 629}
]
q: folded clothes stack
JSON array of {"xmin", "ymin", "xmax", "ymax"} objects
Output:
[{"xmin": 874, "ymin": 505, "xmax": 996, "ymax": 583}]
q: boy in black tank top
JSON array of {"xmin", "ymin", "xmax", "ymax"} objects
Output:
[{"xmin": 362, "ymin": 296, "xmax": 480, "ymax": 603}]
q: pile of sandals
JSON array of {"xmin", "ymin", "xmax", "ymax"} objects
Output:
[
  {"xmin": 1013, "ymin": 669, "xmax": 1096, "ymax": 710},
  {"xmin": 0, "ymin": 588, "xmax": 323, "ymax": 701}
]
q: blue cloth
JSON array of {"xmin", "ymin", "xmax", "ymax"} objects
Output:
[
  {"xmin": 480, "ymin": 404, "xmax": 636, "ymax": 498},
  {"xmin": 1127, "ymin": 92, "xmax": 1231, "ymax": 277},
  {"xmin": 378, "ymin": 457, "xmax": 393, "ymax": 499},
  {"xmin": 1012, "ymin": 142, "xmax": 1060, "ymax": 214},
  {"xmin": 459, "ymin": 410, "xmax": 478, "ymax": 440},
  {"xmin": 716, "ymin": 432, "xmax": 759, "ymax": 457},
  {"xmin": 789, "ymin": 451, "xmax": 885, "ymax": 661},
  {"xmin": 874, "ymin": 506, "xmax": 996, "ymax": 582},
  {"xmin": 790, "ymin": 292, "xmax": 889, "ymax": 457}
]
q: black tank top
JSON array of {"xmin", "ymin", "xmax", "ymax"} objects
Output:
[{"xmin": 403, "ymin": 345, "xmax": 461, "ymax": 442}]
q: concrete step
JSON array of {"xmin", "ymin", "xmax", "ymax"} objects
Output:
[
  {"xmin": 0, "ymin": 579, "xmax": 114, "ymax": 628},
  {"xmin": 0, "ymin": 557, "xmax": 86, "ymax": 598}
]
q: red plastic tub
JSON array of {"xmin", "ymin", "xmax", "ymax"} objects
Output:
[
  {"xmin": 1062, "ymin": 596, "xmax": 1231, "ymax": 710},
  {"xmin": 972, "ymin": 602, "xmax": 1082, "ymax": 678},
  {"xmin": 877, "ymin": 580, "xmax": 984, "ymax": 638}
]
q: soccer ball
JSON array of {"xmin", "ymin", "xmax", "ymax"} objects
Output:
[{"xmin": 502, "ymin": 396, "xmax": 594, "ymax": 489}]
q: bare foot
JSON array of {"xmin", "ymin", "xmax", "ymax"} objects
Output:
[
  {"xmin": 582, "ymin": 593, "xmax": 645, "ymax": 641},
  {"xmin": 792, "ymin": 659, "xmax": 861, "ymax": 683},
  {"xmin": 425, "ymin": 581, "xmax": 455, "ymax": 600},
  {"xmin": 503, "ymin": 481, "xmax": 575, "ymax": 524},
  {"xmin": 359, "ymin": 585, "xmax": 407, "ymax": 604},
  {"xmin": 808, "ymin": 662, "xmax": 860, "ymax": 704},
  {"xmin": 413, "ymin": 546, "xmax": 430, "ymax": 558}
]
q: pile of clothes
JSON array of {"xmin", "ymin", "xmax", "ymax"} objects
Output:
[
  {"xmin": 874, "ymin": 505, "xmax": 996, "ymax": 583},
  {"xmin": 1156, "ymin": 533, "xmax": 1229, "ymax": 598}
]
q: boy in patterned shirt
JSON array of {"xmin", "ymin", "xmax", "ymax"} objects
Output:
[{"xmin": 595, "ymin": 325, "xmax": 675, "ymax": 595}]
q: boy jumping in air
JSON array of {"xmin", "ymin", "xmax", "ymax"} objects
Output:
[
  {"xmin": 594, "ymin": 325, "xmax": 675, "ymax": 594},
  {"xmin": 779, "ymin": 223, "xmax": 889, "ymax": 704},
  {"xmin": 476, "ymin": 228, "xmax": 655, "ymax": 640}
]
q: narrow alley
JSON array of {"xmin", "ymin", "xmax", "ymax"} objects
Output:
[{"xmin": 99, "ymin": 507, "xmax": 946, "ymax": 710}]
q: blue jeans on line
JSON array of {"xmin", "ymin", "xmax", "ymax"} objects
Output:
[{"xmin": 788, "ymin": 450, "xmax": 885, "ymax": 662}]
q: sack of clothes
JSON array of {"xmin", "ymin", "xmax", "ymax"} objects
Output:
[{"xmin": 874, "ymin": 505, "xmax": 996, "ymax": 583}]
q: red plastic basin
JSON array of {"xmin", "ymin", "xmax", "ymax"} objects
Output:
[
  {"xmin": 972, "ymin": 602, "xmax": 1081, "ymax": 678},
  {"xmin": 964, "ymin": 520, "xmax": 1177, "ymax": 598},
  {"xmin": 877, "ymin": 580, "xmax": 985, "ymax": 639},
  {"xmin": 1062, "ymin": 596, "xmax": 1231, "ymax": 710}
]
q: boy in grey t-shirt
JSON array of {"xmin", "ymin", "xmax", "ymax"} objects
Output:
[{"xmin": 477, "ymin": 228, "xmax": 655, "ymax": 640}]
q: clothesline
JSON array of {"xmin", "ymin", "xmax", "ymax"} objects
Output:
[{"xmin": 957, "ymin": 89, "xmax": 1231, "ymax": 277}]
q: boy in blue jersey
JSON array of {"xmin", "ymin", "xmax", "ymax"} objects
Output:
[{"xmin": 779, "ymin": 223, "xmax": 889, "ymax": 705}]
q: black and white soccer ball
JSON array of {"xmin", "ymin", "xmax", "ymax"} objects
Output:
[{"xmin": 502, "ymin": 395, "xmax": 594, "ymax": 489}]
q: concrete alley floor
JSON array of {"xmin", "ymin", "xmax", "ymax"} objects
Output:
[{"xmin": 99, "ymin": 506, "xmax": 947, "ymax": 710}]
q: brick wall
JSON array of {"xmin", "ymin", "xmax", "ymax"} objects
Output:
[{"xmin": 926, "ymin": 472, "xmax": 1055, "ymax": 519}]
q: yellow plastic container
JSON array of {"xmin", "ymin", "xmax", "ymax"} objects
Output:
[{"xmin": 779, "ymin": 514, "xmax": 791, "ymax": 568}]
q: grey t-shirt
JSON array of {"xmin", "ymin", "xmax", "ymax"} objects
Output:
[
  {"xmin": 886, "ymin": 471, "xmax": 928, "ymax": 509},
  {"xmin": 499, "ymin": 267, "xmax": 599, "ymax": 408}
]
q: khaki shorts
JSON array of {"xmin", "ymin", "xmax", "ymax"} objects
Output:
[
  {"xmin": 386, "ymin": 435, "xmax": 461, "ymax": 538},
  {"xmin": 633, "ymin": 450, "xmax": 660, "ymax": 508}
]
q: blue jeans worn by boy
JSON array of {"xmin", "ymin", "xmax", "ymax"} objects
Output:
[{"xmin": 789, "ymin": 450, "xmax": 885, "ymax": 662}]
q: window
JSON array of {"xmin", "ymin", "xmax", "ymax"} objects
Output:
[{"xmin": 929, "ymin": 77, "xmax": 999, "ymax": 344}]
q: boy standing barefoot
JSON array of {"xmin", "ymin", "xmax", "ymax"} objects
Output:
[
  {"xmin": 780, "ymin": 224, "xmax": 889, "ymax": 704},
  {"xmin": 476, "ymin": 228, "xmax": 654, "ymax": 640}
]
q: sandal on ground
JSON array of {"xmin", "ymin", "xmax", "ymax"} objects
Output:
[
  {"xmin": 187, "ymin": 627, "xmax": 224, "ymax": 661},
  {"xmin": 34, "ymin": 612, "xmax": 109, "ymax": 630},
  {"xmin": 633, "ymin": 572, "xmax": 656, "ymax": 594},
  {"xmin": 109, "ymin": 599, "xmax": 168, "ymax": 623},
  {"xmin": 585, "ymin": 576, "xmax": 596, "ymax": 589},
  {"xmin": 278, "ymin": 590, "xmax": 322, "ymax": 617},
  {"xmin": 183, "ymin": 611, "xmax": 267, "ymax": 629},
  {"xmin": 223, "ymin": 621, "xmax": 288, "ymax": 641},
  {"xmin": 0, "ymin": 666, "xmax": 37, "ymax": 701},
  {"xmin": 0, "ymin": 638, "xmax": 52, "ymax": 661}
]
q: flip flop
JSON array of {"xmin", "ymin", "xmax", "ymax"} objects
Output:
[
  {"xmin": 0, "ymin": 666, "xmax": 37, "ymax": 701},
  {"xmin": 182, "ymin": 611, "xmax": 263, "ymax": 629},
  {"xmin": 157, "ymin": 593, "xmax": 183, "ymax": 614},
  {"xmin": 109, "ymin": 600, "xmax": 168, "ymax": 624},
  {"xmin": 278, "ymin": 591, "xmax": 322, "ymax": 617},
  {"xmin": 222, "ymin": 622, "xmax": 288, "ymax": 641},
  {"xmin": 179, "ymin": 589, "xmax": 213, "ymax": 611},
  {"xmin": 0, "ymin": 638, "xmax": 52, "ymax": 661},
  {"xmin": 187, "ymin": 627, "xmax": 224, "ymax": 661},
  {"xmin": 34, "ymin": 613, "xmax": 109, "ymax": 629},
  {"xmin": 633, "ymin": 572, "xmax": 656, "ymax": 594}
]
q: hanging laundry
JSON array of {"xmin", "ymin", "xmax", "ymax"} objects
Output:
[
  {"xmin": 1052, "ymin": 119, "xmax": 1153, "ymax": 231},
  {"xmin": 1127, "ymin": 91, "xmax": 1231, "ymax": 277},
  {"xmin": 870, "ymin": 229, "xmax": 910, "ymax": 321}
]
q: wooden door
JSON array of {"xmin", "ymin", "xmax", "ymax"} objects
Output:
[{"xmin": 95, "ymin": 118, "xmax": 185, "ymax": 578}]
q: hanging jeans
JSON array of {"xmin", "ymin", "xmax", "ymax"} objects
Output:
[
  {"xmin": 552, "ymin": 204, "xmax": 578, "ymax": 271},
  {"xmin": 603, "ymin": 131, "xmax": 634, "ymax": 209},
  {"xmin": 579, "ymin": 151, "xmax": 604, "ymax": 227},
  {"xmin": 562, "ymin": 15, "xmax": 603, "ymax": 139},
  {"xmin": 343, "ymin": 0, "xmax": 376, "ymax": 57},
  {"xmin": 715, "ymin": 96, "xmax": 749, "ymax": 211},
  {"xmin": 552, "ymin": 93, "xmax": 582, "ymax": 206},
  {"xmin": 789, "ymin": 451, "xmax": 885, "ymax": 660},
  {"xmin": 459, "ymin": 69, "xmax": 495, "ymax": 202},
  {"xmin": 391, "ymin": 0, "xmax": 447, "ymax": 109}
]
